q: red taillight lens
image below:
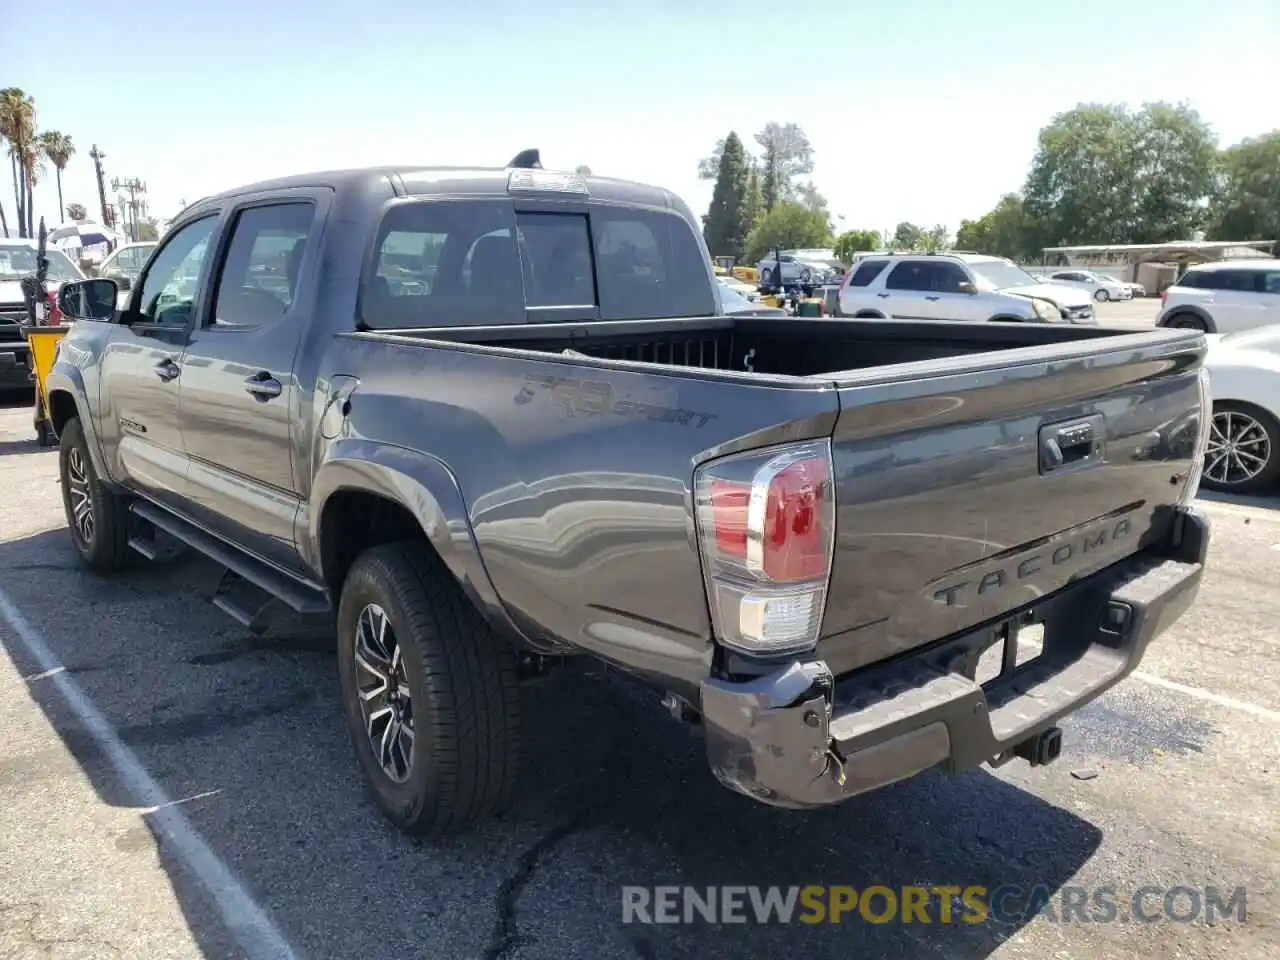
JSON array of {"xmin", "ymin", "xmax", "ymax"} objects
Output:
[
  {"xmin": 695, "ymin": 440, "xmax": 835, "ymax": 656},
  {"xmin": 762, "ymin": 458, "xmax": 828, "ymax": 581},
  {"xmin": 1160, "ymin": 291, "xmax": 1167, "ymax": 307}
]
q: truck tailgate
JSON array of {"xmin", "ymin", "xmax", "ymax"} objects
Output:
[{"xmin": 818, "ymin": 331, "xmax": 1206, "ymax": 675}]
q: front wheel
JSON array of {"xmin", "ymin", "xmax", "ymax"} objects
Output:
[
  {"xmin": 337, "ymin": 541, "xmax": 522, "ymax": 837},
  {"xmin": 58, "ymin": 418, "xmax": 133, "ymax": 572},
  {"xmin": 760, "ymin": 268, "xmax": 774, "ymax": 287},
  {"xmin": 1201, "ymin": 402, "xmax": 1280, "ymax": 494}
]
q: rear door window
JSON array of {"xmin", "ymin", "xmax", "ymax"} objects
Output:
[
  {"xmin": 885, "ymin": 260, "xmax": 934, "ymax": 291},
  {"xmin": 848, "ymin": 259, "xmax": 889, "ymax": 286}
]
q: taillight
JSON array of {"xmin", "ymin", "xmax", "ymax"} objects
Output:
[
  {"xmin": 1178, "ymin": 367, "xmax": 1213, "ymax": 505},
  {"xmin": 694, "ymin": 439, "xmax": 835, "ymax": 656}
]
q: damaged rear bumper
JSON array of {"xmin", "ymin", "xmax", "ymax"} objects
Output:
[{"xmin": 699, "ymin": 506, "xmax": 1209, "ymax": 809}]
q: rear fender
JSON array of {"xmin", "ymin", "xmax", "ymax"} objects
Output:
[{"xmin": 306, "ymin": 439, "xmax": 530, "ymax": 647}]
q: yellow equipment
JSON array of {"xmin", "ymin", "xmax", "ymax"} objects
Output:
[{"xmin": 22, "ymin": 324, "xmax": 71, "ymax": 447}]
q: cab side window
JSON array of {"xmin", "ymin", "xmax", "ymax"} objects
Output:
[{"xmin": 135, "ymin": 216, "xmax": 219, "ymax": 326}]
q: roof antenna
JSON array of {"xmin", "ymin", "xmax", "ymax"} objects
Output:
[{"xmin": 507, "ymin": 148, "xmax": 542, "ymax": 169}]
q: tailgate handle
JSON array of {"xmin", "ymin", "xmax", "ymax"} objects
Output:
[{"xmin": 1040, "ymin": 416, "xmax": 1105, "ymax": 474}]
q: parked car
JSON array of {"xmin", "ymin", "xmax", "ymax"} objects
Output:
[
  {"xmin": 716, "ymin": 280, "xmax": 785, "ymax": 317},
  {"xmin": 717, "ymin": 275, "xmax": 760, "ymax": 303},
  {"xmin": 757, "ymin": 250, "xmax": 841, "ymax": 287},
  {"xmin": 95, "ymin": 241, "xmax": 157, "ymax": 285},
  {"xmin": 1195, "ymin": 325, "xmax": 1280, "ymax": 493},
  {"xmin": 0, "ymin": 239, "xmax": 86, "ymax": 391},
  {"xmin": 840, "ymin": 253, "xmax": 1097, "ymax": 323},
  {"xmin": 1043, "ymin": 269, "xmax": 1132, "ymax": 302},
  {"xmin": 1156, "ymin": 259, "xmax": 1280, "ymax": 333},
  {"xmin": 49, "ymin": 154, "xmax": 1209, "ymax": 838}
]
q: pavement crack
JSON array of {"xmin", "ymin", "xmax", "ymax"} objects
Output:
[{"xmin": 483, "ymin": 809, "xmax": 591, "ymax": 960}]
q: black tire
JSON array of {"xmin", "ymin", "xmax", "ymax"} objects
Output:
[
  {"xmin": 853, "ymin": 311, "xmax": 884, "ymax": 319},
  {"xmin": 336, "ymin": 541, "xmax": 521, "ymax": 837},
  {"xmin": 1094, "ymin": 288, "xmax": 1109, "ymax": 302},
  {"xmin": 800, "ymin": 268, "xmax": 812, "ymax": 283},
  {"xmin": 761, "ymin": 268, "xmax": 774, "ymax": 287},
  {"xmin": 58, "ymin": 418, "xmax": 133, "ymax": 572},
  {"xmin": 1200, "ymin": 401, "xmax": 1280, "ymax": 494},
  {"xmin": 989, "ymin": 315, "xmax": 1025, "ymax": 323},
  {"xmin": 35, "ymin": 421, "xmax": 51, "ymax": 447},
  {"xmin": 1164, "ymin": 312, "xmax": 1209, "ymax": 331}
]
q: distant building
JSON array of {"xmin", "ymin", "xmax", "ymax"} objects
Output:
[{"xmin": 1039, "ymin": 240, "xmax": 1276, "ymax": 295}]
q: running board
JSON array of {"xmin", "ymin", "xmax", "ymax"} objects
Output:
[{"xmin": 128, "ymin": 500, "xmax": 331, "ymax": 617}]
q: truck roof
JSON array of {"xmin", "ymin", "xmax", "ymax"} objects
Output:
[{"xmin": 187, "ymin": 164, "xmax": 682, "ymax": 213}]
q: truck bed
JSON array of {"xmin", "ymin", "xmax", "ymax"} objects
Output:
[
  {"xmin": 387, "ymin": 315, "xmax": 1133, "ymax": 381},
  {"xmin": 350, "ymin": 317, "xmax": 1205, "ymax": 691}
]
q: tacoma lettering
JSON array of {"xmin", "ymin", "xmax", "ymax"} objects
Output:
[{"xmin": 931, "ymin": 518, "xmax": 1133, "ymax": 607}]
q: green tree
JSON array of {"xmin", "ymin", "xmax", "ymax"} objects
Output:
[
  {"xmin": 1207, "ymin": 131, "xmax": 1280, "ymax": 245},
  {"xmin": 1131, "ymin": 103, "xmax": 1217, "ymax": 241},
  {"xmin": 1024, "ymin": 102, "xmax": 1217, "ymax": 246},
  {"xmin": 955, "ymin": 194, "xmax": 1038, "ymax": 260},
  {"xmin": 921, "ymin": 224, "xmax": 951, "ymax": 252},
  {"xmin": 38, "ymin": 130, "xmax": 74, "ymax": 222},
  {"xmin": 137, "ymin": 217, "xmax": 160, "ymax": 242},
  {"xmin": 0, "ymin": 88, "xmax": 37, "ymax": 237},
  {"xmin": 702, "ymin": 131, "xmax": 751, "ymax": 260},
  {"xmin": 890, "ymin": 222, "xmax": 926, "ymax": 250},
  {"xmin": 833, "ymin": 229, "xmax": 882, "ymax": 263},
  {"xmin": 744, "ymin": 201, "xmax": 833, "ymax": 265},
  {"xmin": 741, "ymin": 167, "xmax": 764, "ymax": 242},
  {"xmin": 66, "ymin": 201, "xmax": 87, "ymax": 221},
  {"xmin": 698, "ymin": 122, "xmax": 824, "ymax": 215}
]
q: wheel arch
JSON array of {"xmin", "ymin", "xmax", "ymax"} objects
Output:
[
  {"xmin": 1158, "ymin": 305, "xmax": 1217, "ymax": 332},
  {"xmin": 44, "ymin": 368, "xmax": 119, "ymax": 489},
  {"xmin": 307, "ymin": 441, "xmax": 531, "ymax": 649}
]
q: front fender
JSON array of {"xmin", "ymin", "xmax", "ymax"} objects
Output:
[
  {"xmin": 306, "ymin": 439, "xmax": 531, "ymax": 648},
  {"xmin": 46, "ymin": 352, "xmax": 119, "ymax": 491}
]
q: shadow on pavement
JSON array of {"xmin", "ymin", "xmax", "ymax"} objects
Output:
[
  {"xmin": 1196, "ymin": 488, "xmax": 1280, "ymax": 511},
  {"xmin": 0, "ymin": 527, "xmax": 1103, "ymax": 960}
]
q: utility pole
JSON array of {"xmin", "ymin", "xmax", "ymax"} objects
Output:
[
  {"xmin": 90, "ymin": 145, "xmax": 110, "ymax": 228},
  {"xmin": 111, "ymin": 177, "xmax": 147, "ymax": 242}
]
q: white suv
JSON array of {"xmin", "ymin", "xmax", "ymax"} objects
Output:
[
  {"xmin": 838, "ymin": 253, "xmax": 1097, "ymax": 324},
  {"xmin": 1156, "ymin": 259, "xmax": 1280, "ymax": 333}
]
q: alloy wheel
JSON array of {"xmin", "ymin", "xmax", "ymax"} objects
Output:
[
  {"xmin": 353, "ymin": 603, "xmax": 415, "ymax": 783},
  {"xmin": 66, "ymin": 449, "xmax": 95, "ymax": 546},
  {"xmin": 1205, "ymin": 410, "xmax": 1271, "ymax": 487}
]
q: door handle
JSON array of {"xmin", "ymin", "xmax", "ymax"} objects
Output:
[
  {"xmin": 876, "ymin": 293, "xmax": 890, "ymax": 298},
  {"xmin": 154, "ymin": 358, "xmax": 180, "ymax": 382},
  {"xmin": 244, "ymin": 372, "xmax": 282, "ymax": 401},
  {"xmin": 926, "ymin": 295, "xmax": 941, "ymax": 301}
]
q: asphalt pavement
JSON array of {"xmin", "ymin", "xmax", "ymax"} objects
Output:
[{"xmin": 0, "ymin": 303, "xmax": 1276, "ymax": 960}]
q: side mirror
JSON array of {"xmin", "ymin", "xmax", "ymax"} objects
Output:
[
  {"xmin": 957, "ymin": 280, "xmax": 977, "ymax": 295},
  {"xmin": 109, "ymin": 273, "xmax": 133, "ymax": 292},
  {"xmin": 58, "ymin": 279, "xmax": 119, "ymax": 322}
]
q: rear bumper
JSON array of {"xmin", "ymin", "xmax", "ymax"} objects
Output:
[{"xmin": 699, "ymin": 506, "xmax": 1209, "ymax": 809}]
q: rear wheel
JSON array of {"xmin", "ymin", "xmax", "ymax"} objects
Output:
[
  {"xmin": 1202, "ymin": 402, "xmax": 1280, "ymax": 494},
  {"xmin": 58, "ymin": 418, "xmax": 133, "ymax": 572},
  {"xmin": 761, "ymin": 268, "xmax": 774, "ymax": 287},
  {"xmin": 1094, "ymin": 288, "xmax": 1110, "ymax": 302},
  {"xmin": 336, "ymin": 541, "xmax": 521, "ymax": 837},
  {"xmin": 1165, "ymin": 312, "xmax": 1209, "ymax": 331}
]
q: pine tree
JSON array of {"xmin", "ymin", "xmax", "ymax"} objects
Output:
[
  {"xmin": 741, "ymin": 167, "xmax": 764, "ymax": 242},
  {"xmin": 702, "ymin": 131, "xmax": 750, "ymax": 261}
]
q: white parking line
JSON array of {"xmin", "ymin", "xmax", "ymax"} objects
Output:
[
  {"xmin": 0, "ymin": 585, "xmax": 299, "ymax": 960},
  {"xmin": 1132, "ymin": 670, "xmax": 1280, "ymax": 722}
]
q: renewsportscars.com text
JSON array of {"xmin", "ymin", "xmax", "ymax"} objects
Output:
[{"xmin": 620, "ymin": 884, "xmax": 1247, "ymax": 926}]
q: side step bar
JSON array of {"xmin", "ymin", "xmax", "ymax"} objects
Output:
[{"xmin": 128, "ymin": 501, "xmax": 331, "ymax": 621}]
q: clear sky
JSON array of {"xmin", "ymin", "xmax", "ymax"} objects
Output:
[{"xmin": 3, "ymin": 0, "xmax": 1277, "ymax": 236}]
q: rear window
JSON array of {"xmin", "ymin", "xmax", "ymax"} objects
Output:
[
  {"xmin": 1180, "ymin": 268, "xmax": 1262, "ymax": 292},
  {"xmin": 361, "ymin": 199, "xmax": 715, "ymax": 327}
]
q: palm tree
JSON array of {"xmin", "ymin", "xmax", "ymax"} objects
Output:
[
  {"xmin": 39, "ymin": 130, "xmax": 74, "ymax": 222},
  {"xmin": 0, "ymin": 88, "xmax": 36, "ymax": 238},
  {"xmin": 20, "ymin": 140, "xmax": 43, "ymax": 237}
]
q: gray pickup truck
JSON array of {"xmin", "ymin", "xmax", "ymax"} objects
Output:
[{"xmin": 49, "ymin": 152, "xmax": 1211, "ymax": 837}]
